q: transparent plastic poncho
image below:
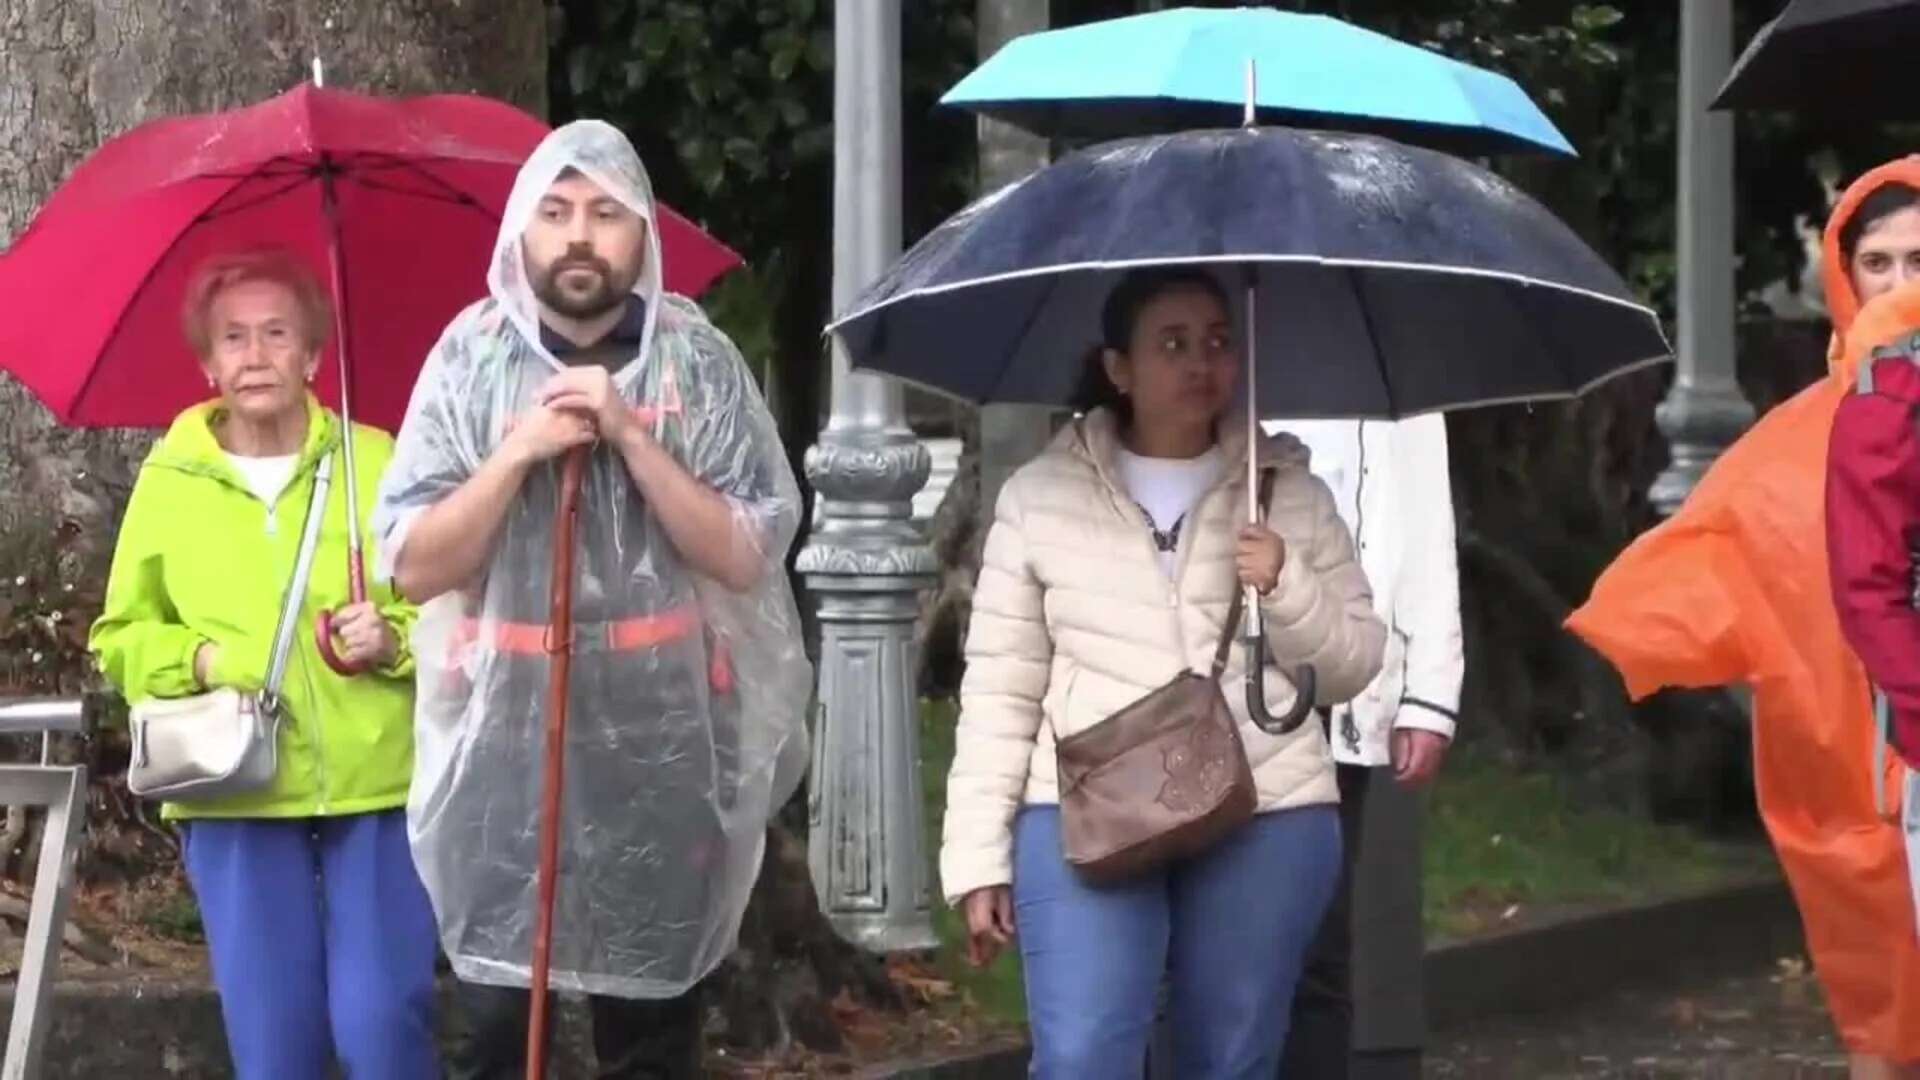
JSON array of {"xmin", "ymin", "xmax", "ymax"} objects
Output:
[{"xmin": 372, "ymin": 120, "xmax": 811, "ymax": 998}]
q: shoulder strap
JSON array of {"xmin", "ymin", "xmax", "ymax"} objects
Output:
[
  {"xmin": 1210, "ymin": 467, "xmax": 1279, "ymax": 678},
  {"xmin": 264, "ymin": 451, "xmax": 333, "ymax": 697}
]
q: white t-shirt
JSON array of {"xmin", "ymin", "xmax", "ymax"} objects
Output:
[
  {"xmin": 1115, "ymin": 446, "xmax": 1224, "ymax": 578},
  {"xmin": 226, "ymin": 452, "xmax": 299, "ymax": 511}
]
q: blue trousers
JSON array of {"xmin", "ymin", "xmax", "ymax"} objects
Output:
[
  {"xmin": 183, "ymin": 810, "xmax": 441, "ymax": 1080},
  {"xmin": 1013, "ymin": 804, "xmax": 1341, "ymax": 1079}
]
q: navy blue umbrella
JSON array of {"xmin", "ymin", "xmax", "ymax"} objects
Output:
[{"xmin": 828, "ymin": 126, "xmax": 1669, "ymax": 421}]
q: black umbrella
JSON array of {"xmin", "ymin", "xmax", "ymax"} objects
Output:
[
  {"xmin": 828, "ymin": 126, "xmax": 1669, "ymax": 732},
  {"xmin": 1713, "ymin": 0, "xmax": 1920, "ymax": 114},
  {"xmin": 829, "ymin": 127, "xmax": 1669, "ymax": 420}
]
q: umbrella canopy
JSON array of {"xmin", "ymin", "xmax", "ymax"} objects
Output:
[
  {"xmin": 1712, "ymin": 0, "xmax": 1920, "ymax": 114},
  {"xmin": 940, "ymin": 6, "xmax": 1575, "ymax": 157},
  {"xmin": 829, "ymin": 127, "xmax": 1668, "ymax": 420},
  {"xmin": 0, "ymin": 82, "xmax": 743, "ymax": 432}
]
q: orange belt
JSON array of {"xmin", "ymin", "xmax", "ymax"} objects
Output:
[
  {"xmin": 455, "ymin": 606, "xmax": 698, "ymax": 656},
  {"xmin": 450, "ymin": 605, "xmax": 735, "ymax": 692}
]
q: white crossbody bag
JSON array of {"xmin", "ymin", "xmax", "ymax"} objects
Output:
[{"xmin": 127, "ymin": 452, "xmax": 333, "ymax": 801}]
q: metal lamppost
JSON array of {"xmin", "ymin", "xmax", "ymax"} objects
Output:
[{"xmin": 796, "ymin": 0, "xmax": 940, "ymax": 952}]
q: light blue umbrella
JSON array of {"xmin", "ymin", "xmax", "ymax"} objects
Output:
[{"xmin": 941, "ymin": 6, "xmax": 1575, "ymax": 157}]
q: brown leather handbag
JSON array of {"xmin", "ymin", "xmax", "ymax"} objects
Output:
[{"xmin": 1053, "ymin": 473, "xmax": 1275, "ymax": 886}]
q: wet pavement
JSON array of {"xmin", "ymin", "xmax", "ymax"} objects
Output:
[{"xmin": 1427, "ymin": 959, "xmax": 1849, "ymax": 1078}]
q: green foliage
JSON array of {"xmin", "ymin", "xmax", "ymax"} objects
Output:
[
  {"xmin": 1424, "ymin": 746, "xmax": 1775, "ymax": 941},
  {"xmin": 700, "ymin": 261, "xmax": 781, "ymax": 387}
]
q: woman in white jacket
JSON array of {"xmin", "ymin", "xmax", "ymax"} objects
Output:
[{"xmin": 942, "ymin": 268, "xmax": 1388, "ymax": 1078}]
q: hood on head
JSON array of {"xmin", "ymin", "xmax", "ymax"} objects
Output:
[
  {"xmin": 1823, "ymin": 156, "xmax": 1920, "ymax": 342},
  {"xmin": 488, "ymin": 119, "xmax": 665, "ymax": 372}
]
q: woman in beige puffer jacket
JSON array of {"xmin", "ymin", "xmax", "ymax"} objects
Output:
[{"xmin": 941, "ymin": 268, "xmax": 1386, "ymax": 1079}]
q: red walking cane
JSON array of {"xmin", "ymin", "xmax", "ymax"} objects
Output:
[{"xmin": 527, "ymin": 445, "xmax": 590, "ymax": 1079}]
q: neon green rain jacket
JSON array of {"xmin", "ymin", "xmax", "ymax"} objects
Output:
[{"xmin": 91, "ymin": 397, "xmax": 416, "ymax": 820}]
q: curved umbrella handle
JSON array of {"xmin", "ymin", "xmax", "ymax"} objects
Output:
[
  {"xmin": 1242, "ymin": 613, "xmax": 1317, "ymax": 735},
  {"xmin": 314, "ymin": 611, "xmax": 371, "ymax": 677}
]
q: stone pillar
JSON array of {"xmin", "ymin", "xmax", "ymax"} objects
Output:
[
  {"xmin": 1650, "ymin": 0, "xmax": 1753, "ymax": 516},
  {"xmin": 975, "ymin": 0, "xmax": 1055, "ymax": 527},
  {"xmin": 797, "ymin": 0, "xmax": 939, "ymax": 953}
]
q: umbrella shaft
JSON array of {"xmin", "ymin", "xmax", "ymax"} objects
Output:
[
  {"xmin": 1243, "ymin": 276, "xmax": 1259, "ymax": 633},
  {"xmin": 320, "ymin": 161, "xmax": 365, "ymax": 599}
]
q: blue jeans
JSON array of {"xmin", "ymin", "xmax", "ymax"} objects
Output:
[
  {"xmin": 1013, "ymin": 804, "xmax": 1341, "ymax": 1079},
  {"xmin": 182, "ymin": 810, "xmax": 441, "ymax": 1080}
]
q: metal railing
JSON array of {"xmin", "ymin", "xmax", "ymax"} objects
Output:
[{"xmin": 0, "ymin": 698, "xmax": 89, "ymax": 1080}]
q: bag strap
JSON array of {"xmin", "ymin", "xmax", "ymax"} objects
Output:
[
  {"xmin": 263, "ymin": 450, "xmax": 334, "ymax": 698},
  {"xmin": 1209, "ymin": 467, "xmax": 1278, "ymax": 679}
]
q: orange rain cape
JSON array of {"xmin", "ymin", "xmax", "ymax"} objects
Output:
[{"xmin": 1567, "ymin": 157, "xmax": 1920, "ymax": 1059}]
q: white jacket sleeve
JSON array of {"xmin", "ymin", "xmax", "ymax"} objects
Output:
[
  {"xmin": 939, "ymin": 477, "xmax": 1052, "ymax": 904},
  {"xmin": 1260, "ymin": 475, "xmax": 1388, "ymax": 706},
  {"xmin": 1391, "ymin": 414, "xmax": 1464, "ymax": 739}
]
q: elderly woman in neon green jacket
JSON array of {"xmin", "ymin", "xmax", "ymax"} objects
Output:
[{"xmin": 89, "ymin": 248, "xmax": 440, "ymax": 1080}]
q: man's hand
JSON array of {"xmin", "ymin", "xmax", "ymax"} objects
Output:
[
  {"xmin": 960, "ymin": 885, "xmax": 1016, "ymax": 968},
  {"xmin": 503, "ymin": 402, "xmax": 597, "ymax": 466},
  {"xmin": 325, "ymin": 602, "xmax": 399, "ymax": 669},
  {"xmin": 1236, "ymin": 524, "xmax": 1287, "ymax": 595},
  {"xmin": 1392, "ymin": 728, "xmax": 1450, "ymax": 786},
  {"xmin": 538, "ymin": 368, "xmax": 637, "ymax": 446}
]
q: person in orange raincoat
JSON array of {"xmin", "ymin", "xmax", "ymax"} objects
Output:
[{"xmin": 1567, "ymin": 158, "xmax": 1920, "ymax": 1078}]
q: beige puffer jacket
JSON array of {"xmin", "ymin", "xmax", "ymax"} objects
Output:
[{"xmin": 939, "ymin": 409, "xmax": 1387, "ymax": 904}]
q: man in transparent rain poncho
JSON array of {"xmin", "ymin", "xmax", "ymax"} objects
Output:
[{"xmin": 373, "ymin": 120, "xmax": 811, "ymax": 1078}]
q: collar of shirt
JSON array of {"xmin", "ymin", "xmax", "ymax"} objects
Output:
[{"xmin": 539, "ymin": 294, "xmax": 648, "ymax": 362}]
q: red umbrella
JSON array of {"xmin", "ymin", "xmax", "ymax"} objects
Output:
[
  {"xmin": 0, "ymin": 83, "xmax": 741, "ymax": 430},
  {"xmin": 0, "ymin": 80, "xmax": 743, "ymax": 674}
]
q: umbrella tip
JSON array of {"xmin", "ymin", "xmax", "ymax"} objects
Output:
[{"xmin": 311, "ymin": 56, "xmax": 325, "ymax": 88}]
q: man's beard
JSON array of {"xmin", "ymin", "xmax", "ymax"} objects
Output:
[{"xmin": 530, "ymin": 249, "xmax": 641, "ymax": 319}]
